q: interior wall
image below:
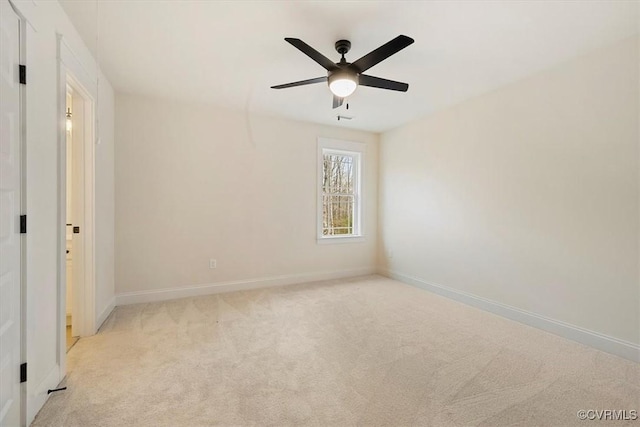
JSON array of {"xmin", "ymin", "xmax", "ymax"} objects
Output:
[
  {"xmin": 379, "ymin": 37, "xmax": 639, "ymax": 347},
  {"xmin": 115, "ymin": 94, "xmax": 378, "ymax": 296},
  {"xmin": 10, "ymin": 0, "xmax": 115, "ymax": 422}
]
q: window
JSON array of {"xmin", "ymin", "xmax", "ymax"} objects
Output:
[{"xmin": 317, "ymin": 138, "xmax": 364, "ymax": 241}]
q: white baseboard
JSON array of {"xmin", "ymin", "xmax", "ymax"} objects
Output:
[
  {"xmin": 382, "ymin": 269, "xmax": 640, "ymax": 363},
  {"xmin": 115, "ymin": 267, "xmax": 377, "ymax": 306},
  {"xmin": 96, "ymin": 297, "xmax": 116, "ymax": 331}
]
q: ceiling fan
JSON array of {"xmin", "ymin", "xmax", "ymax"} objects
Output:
[{"xmin": 271, "ymin": 35, "xmax": 414, "ymax": 109}]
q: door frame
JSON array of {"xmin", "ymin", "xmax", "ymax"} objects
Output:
[{"xmin": 56, "ymin": 35, "xmax": 97, "ymax": 375}]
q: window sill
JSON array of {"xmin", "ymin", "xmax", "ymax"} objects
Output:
[{"xmin": 317, "ymin": 236, "xmax": 365, "ymax": 244}]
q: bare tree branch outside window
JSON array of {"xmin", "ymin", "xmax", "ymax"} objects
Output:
[{"xmin": 322, "ymin": 153, "xmax": 355, "ymax": 235}]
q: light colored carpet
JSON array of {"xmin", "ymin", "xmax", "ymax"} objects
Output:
[{"xmin": 32, "ymin": 275, "xmax": 639, "ymax": 426}]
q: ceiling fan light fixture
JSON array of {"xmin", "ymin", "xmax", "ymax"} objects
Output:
[
  {"xmin": 273, "ymin": 35, "xmax": 414, "ymax": 108},
  {"xmin": 328, "ymin": 73, "xmax": 357, "ymax": 98}
]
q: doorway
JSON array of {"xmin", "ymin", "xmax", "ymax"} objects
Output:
[
  {"xmin": 61, "ymin": 72, "xmax": 95, "ymax": 353},
  {"xmin": 65, "ymin": 86, "xmax": 79, "ymax": 351}
]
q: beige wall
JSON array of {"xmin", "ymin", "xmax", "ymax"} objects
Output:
[
  {"xmin": 115, "ymin": 94, "xmax": 378, "ymax": 294},
  {"xmin": 379, "ymin": 37, "xmax": 639, "ymax": 345}
]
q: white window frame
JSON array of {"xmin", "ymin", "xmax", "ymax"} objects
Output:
[{"xmin": 317, "ymin": 138, "xmax": 365, "ymax": 243}]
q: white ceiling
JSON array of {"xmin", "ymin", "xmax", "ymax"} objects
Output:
[{"xmin": 59, "ymin": 0, "xmax": 638, "ymax": 133}]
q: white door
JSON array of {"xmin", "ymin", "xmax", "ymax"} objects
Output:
[{"xmin": 0, "ymin": 0, "xmax": 23, "ymax": 426}]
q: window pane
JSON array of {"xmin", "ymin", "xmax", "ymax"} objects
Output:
[
  {"xmin": 323, "ymin": 154, "xmax": 354, "ymax": 194},
  {"xmin": 322, "ymin": 194, "xmax": 354, "ymax": 235},
  {"xmin": 322, "ymin": 152, "xmax": 356, "ymax": 236}
]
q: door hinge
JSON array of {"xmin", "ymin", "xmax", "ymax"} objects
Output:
[
  {"xmin": 20, "ymin": 363, "xmax": 27, "ymax": 383},
  {"xmin": 19, "ymin": 65, "xmax": 26, "ymax": 85},
  {"xmin": 20, "ymin": 215, "xmax": 26, "ymax": 234}
]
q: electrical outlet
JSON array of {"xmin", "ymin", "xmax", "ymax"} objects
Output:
[{"xmin": 209, "ymin": 258, "xmax": 217, "ymax": 269}]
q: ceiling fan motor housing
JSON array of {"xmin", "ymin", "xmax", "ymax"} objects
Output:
[{"xmin": 331, "ymin": 39, "xmax": 358, "ymax": 89}]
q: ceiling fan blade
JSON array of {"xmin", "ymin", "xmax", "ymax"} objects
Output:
[
  {"xmin": 271, "ymin": 76, "xmax": 327, "ymax": 89},
  {"xmin": 350, "ymin": 35, "xmax": 414, "ymax": 73},
  {"xmin": 285, "ymin": 38, "xmax": 337, "ymax": 71},
  {"xmin": 332, "ymin": 95, "xmax": 344, "ymax": 109},
  {"xmin": 359, "ymin": 74, "xmax": 409, "ymax": 92}
]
